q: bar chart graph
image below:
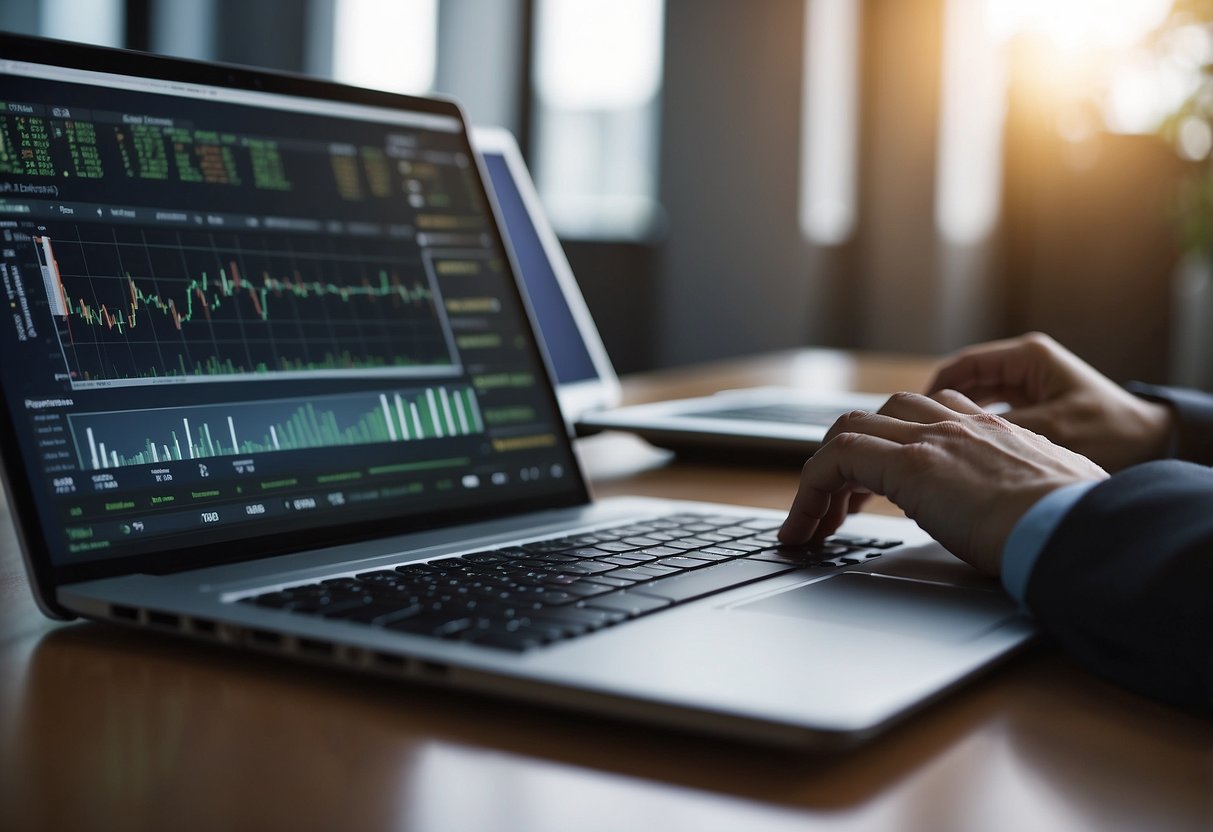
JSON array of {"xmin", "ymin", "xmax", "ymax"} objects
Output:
[{"xmin": 68, "ymin": 386, "xmax": 484, "ymax": 470}]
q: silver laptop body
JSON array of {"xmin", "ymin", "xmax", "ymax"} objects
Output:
[{"xmin": 0, "ymin": 35, "xmax": 1032, "ymax": 749}]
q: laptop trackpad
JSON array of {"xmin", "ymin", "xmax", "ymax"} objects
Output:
[{"xmin": 737, "ymin": 572, "xmax": 1017, "ymax": 642}]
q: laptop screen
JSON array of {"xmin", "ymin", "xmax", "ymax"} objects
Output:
[
  {"xmin": 0, "ymin": 45, "xmax": 583, "ymax": 575},
  {"xmin": 479, "ymin": 151, "xmax": 598, "ymax": 386}
]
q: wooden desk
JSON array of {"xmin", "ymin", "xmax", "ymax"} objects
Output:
[{"xmin": 1, "ymin": 350, "xmax": 1209, "ymax": 832}]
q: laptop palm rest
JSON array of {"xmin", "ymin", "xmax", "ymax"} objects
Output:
[{"xmin": 737, "ymin": 572, "xmax": 1018, "ymax": 643}]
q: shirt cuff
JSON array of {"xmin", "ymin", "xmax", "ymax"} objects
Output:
[{"xmin": 1001, "ymin": 481, "xmax": 1100, "ymax": 605}]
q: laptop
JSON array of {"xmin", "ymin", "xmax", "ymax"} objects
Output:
[
  {"xmin": 472, "ymin": 126, "xmax": 887, "ymax": 459},
  {"xmin": 0, "ymin": 34, "xmax": 1031, "ymax": 748}
]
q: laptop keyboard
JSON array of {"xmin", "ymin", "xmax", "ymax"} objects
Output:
[
  {"xmin": 239, "ymin": 513, "xmax": 901, "ymax": 652},
  {"xmin": 684, "ymin": 404, "xmax": 855, "ymax": 426}
]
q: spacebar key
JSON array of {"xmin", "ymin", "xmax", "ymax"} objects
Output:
[{"xmin": 629, "ymin": 559, "xmax": 799, "ymax": 604}]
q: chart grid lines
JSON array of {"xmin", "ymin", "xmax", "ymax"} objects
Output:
[{"xmin": 41, "ymin": 226, "xmax": 464, "ymax": 389}]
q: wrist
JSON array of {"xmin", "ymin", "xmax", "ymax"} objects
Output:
[
  {"xmin": 1001, "ymin": 481, "xmax": 1100, "ymax": 603},
  {"xmin": 1137, "ymin": 399, "xmax": 1176, "ymax": 462}
]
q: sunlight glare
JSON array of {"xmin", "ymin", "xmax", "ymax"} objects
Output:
[{"xmin": 986, "ymin": 0, "xmax": 1172, "ymax": 52}]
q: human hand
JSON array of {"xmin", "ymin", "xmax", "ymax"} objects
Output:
[
  {"xmin": 927, "ymin": 332, "xmax": 1173, "ymax": 472},
  {"xmin": 778, "ymin": 390, "xmax": 1108, "ymax": 576}
]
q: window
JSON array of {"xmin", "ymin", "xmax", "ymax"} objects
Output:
[
  {"xmin": 936, "ymin": 0, "xmax": 1005, "ymax": 245},
  {"xmin": 935, "ymin": 0, "xmax": 1176, "ymax": 245},
  {"xmin": 800, "ymin": 0, "xmax": 860, "ymax": 246},
  {"xmin": 531, "ymin": 0, "xmax": 665, "ymax": 239},
  {"xmin": 40, "ymin": 0, "xmax": 123, "ymax": 47},
  {"xmin": 331, "ymin": 0, "xmax": 438, "ymax": 95}
]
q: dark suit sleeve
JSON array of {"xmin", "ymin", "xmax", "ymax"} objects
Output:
[
  {"xmin": 1126, "ymin": 382, "xmax": 1213, "ymax": 465},
  {"xmin": 1025, "ymin": 460, "xmax": 1213, "ymax": 710}
]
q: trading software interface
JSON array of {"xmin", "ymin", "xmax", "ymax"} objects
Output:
[{"xmin": 0, "ymin": 57, "xmax": 575, "ymax": 566}]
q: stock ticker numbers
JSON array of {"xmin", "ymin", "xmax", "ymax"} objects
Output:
[
  {"xmin": 64, "ymin": 119, "xmax": 104, "ymax": 179},
  {"xmin": 0, "ymin": 112, "xmax": 103, "ymax": 179},
  {"xmin": 0, "ymin": 99, "xmax": 471, "ymax": 212},
  {"xmin": 246, "ymin": 138, "xmax": 291, "ymax": 191},
  {"xmin": 166, "ymin": 128, "xmax": 242, "ymax": 186},
  {"xmin": 118, "ymin": 122, "xmax": 170, "ymax": 180},
  {"xmin": 0, "ymin": 101, "xmax": 292, "ymax": 190},
  {"xmin": 0, "ymin": 109, "xmax": 55, "ymax": 177}
]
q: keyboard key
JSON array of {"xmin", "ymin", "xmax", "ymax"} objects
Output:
[
  {"xmin": 565, "ymin": 547, "xmax": 614, "ymax": 559},
  {"xmin": 562, "ymin": 582, "xmax": 616, "ymax": 599},
  {"xmin": 532, "ymin": 590, "xmax": 578, "ymax": 606},
  {"xmin": 384, "ymin": 615, "xmax": 451, "ymax": 636},
  {"xmin": 713, "ymin": 526, "xmax": 763, "ymax": 538},
  {"xmin": 460, "ymin": 552, "xmax": 508, "ymax": 564},
  {"xmin": 594, "ymin": 540, "xmax": 643, "ymax": 553},
  {"xmin": 637, "ymin": 546, "xmax": 683, "ymax": 558},
  {"xmin": 251, "ymin": 591, "xmax": 297, "ymax": 608},
  {"xmin": 599, "ymin": 555, "xmax": 645, "ymax": 567},
  {"xmin": 699, "ymin": 515, "xmax": 744, "ymax": 525},
  {"xmin": 739, "ymin": 519, "xmax": 782, "ymax": 531},
  {"xmin": 520, "ymin": 615, "xmax": 592, "ymax": 638},
  {"xmin": 583, "ymin": 592, "xmax": 673, "ymax": 617},
  {"xmin": 746, "ymin": 544, "xmax": 839, "ymax": 565},
  {"xmin": 395, "ymin": 564, "xmax": 437, "ymax": 578},
  {"xmin": 580, "ymin": 575, "xmax": 636, "ymax": 589},
  {"xmin": 607, "ymin": 552, "xmax": 658, "ymax": 564},
  {"xmin": 606, "ymin": 565, "xmax": 678, "ymax": 582},
  {"xmin": 321, "ymin": 577, "xmax": 361, "ymax": 588},
  {"xmin": 662, "ymin": 537, "xmax": 717, "ymax": 551},
  {"xmin": 535, "ymin": 606, "xmax": 625, "ymax": 628},
  {"xmin": 644, "ymin": 532, "xmax": 680, "ymax": 542},
  {"xmin": 520, "ymin": 553, "xmax": 576, "ymax": 564},
  {"xmin": 354, "ymin": 569, "xmax": 399, "ymax": 580},
  {"xmin": 522, "ymin": 539, "xmax": 574, "ymax": 554},
  {"xmin": 561, "ymin": 561, "xmax": 617, "ymax": 576},
  {"xmin": 297, "ymin": 596, "xmax": 372, "ymax": 616},
  {"xmin": 629, "ymin": 559, "xmax": 799, "ymax": 604},
  {"xmin": 711, "ymin": 539, "xmax": 771, "ymax": 553},
  {"xmin": 698, "ymin": 546, "xmax": 746, "ymax": 558},
  {"xmin": 827, "ymin": 535, "xmax": 873, "ymax": 546},
  {"xmin": 677, "ymin": 550, "xmax": 731, "ymax": 562},
  {"xmin": 469, "ymin": 631, "xmax": 545, "ymax": 652},
  {"xmin": 433, "ymin": 617, "xmax": 476, "ymax": 638},
  {"xmin": 653, "ymin": 555, "xmax": 714, "ymax": 571},
  {"xmin": 327, "ymin": 601, "xmax": 424, "ymax": 625}
]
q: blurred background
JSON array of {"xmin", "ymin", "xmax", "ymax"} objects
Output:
[{"xmin": 5, "ymin": 0, "xmax": 1213, "ymax": 388}]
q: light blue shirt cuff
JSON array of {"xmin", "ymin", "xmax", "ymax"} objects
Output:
[{"xmin": 1001, "ymin": 481, "xmax": 1100, "ymax": 605}]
